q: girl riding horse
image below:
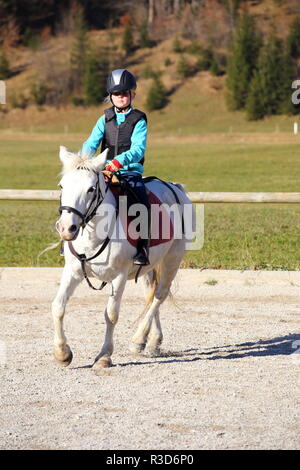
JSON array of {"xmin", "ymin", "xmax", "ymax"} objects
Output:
[{"xmin": 82, "ymin": 69, "xmax": 150, "ymax": 266}]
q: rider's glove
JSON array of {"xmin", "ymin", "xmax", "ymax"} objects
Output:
[{"xmin": 105, "ymin": 159, "xmax": 123, "ymax": 172}]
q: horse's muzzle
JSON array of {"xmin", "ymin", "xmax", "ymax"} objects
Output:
[{"xmin": 56, "ymin": 219, "xmax": 80, "ymax": 241}]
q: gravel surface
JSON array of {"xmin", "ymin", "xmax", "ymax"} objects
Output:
[{"xmin": 0, "ymin": 267, "xmax": 299, "ymax": 450}]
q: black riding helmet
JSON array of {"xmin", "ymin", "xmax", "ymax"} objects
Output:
[{"xmin": 106, "ymin": 69, "xmax": 137, "ymax": 94}]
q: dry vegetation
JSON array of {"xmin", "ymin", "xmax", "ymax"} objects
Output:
[{"xmin": 0, "ymin": 0, "xmax": 299, "ymax": 120}]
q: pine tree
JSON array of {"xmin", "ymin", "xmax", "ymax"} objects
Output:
[
  {"xmin": 177, "ymin": 54, "xmax": 192, "ymax": 79},
  {"xmin": 245, "ymin": 71, "xmax": 266, "ymax": 120},
  {"xmin": 256, "ymin": 32, "xmax": 285, "ymax": 116},
  {"xmin": 210, "ymin": 55, "xmax": 222, "ymax": 76},
  {"xmin": 226, "ymin": 13, "xmax": 261, "ymax": 110},
  {"xmin": 139, "ymin": 20, "xmax": 152, "ymax": 48},
  {"xmin": 122, "ymin": 24, "xmax": 134, "ymax": 56},
  {"xmin": 70, "ymin": 6, "xmax": 88, "ymax": 94},
  {"xmin": 286, "ymin": 16, "xmax": 300, "ymax": 59},
  {"xmin": 279, "ymin": 43, "xmax": 297, "ymax": 115},
  {"xmin": 246, "ymin": 31, "xmax": 295, "ymax": 119},
  {"xmin": 197, "ymin": 48, "xmax": 213, "ymax": 71},
  {"xmin": 0, "ymin": 49, "xmax": 10, "ymax": 80},
  {"xmin": 30, "ymin": 81, "xmax": 49, "ymax": 105},
  {"xmin": 83, "ymin": 48, "xmax": 109, "ymax": 106},
  {"xmin": 172, "ymin": 37, "xmax": 183, "ymax": 53},
  {"xmin": 146, "ymin": 76, "xmax": 168, "ymax": 111}
]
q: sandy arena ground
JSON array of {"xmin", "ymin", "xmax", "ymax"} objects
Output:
[{"xmin": 0, "ymin": 267, "xmax": 299, "ymax": 450}]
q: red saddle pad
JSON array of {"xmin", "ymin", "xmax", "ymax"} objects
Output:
[{"xmin": 110, "ymin": 187, "xmax": 174, "ymax": 247}]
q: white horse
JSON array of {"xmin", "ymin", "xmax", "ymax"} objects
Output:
[{"xmin": 52, "ymin": 146, "xmax": 193, "ymax": 369}]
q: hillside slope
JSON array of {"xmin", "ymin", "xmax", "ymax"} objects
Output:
[{"xmin": 0, "ymin": 3, "xmax": 299, "ymax": 136}]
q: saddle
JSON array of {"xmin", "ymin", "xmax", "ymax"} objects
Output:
[
  {"xmin": 102, "ymin": 170, "xmax": 145, "ymax": 207},
  {"xmin": 102, "ymin": 171, "xmax": 174, "ymax": 248}
]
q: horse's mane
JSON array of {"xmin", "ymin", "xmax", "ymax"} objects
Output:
[{"xmin": 60, "ymin": 150, "xmax": 95, "ymax": 176}]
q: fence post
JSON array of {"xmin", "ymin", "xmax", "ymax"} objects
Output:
[
  {"xmin": 0, "ymin": 81, "xmax": 6, "ymax": 104},
  {"xmin": 294, "ymin": 122, "xmax": 298, "ymax": 135}
]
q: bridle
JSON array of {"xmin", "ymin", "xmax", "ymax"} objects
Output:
[
  {"xmin": 58, "ymin": 169, "xmax": 114, "ymax": 291},
  {"xmin": 59, "ymin": 170, "xmax": 106, "ymax": 231}
]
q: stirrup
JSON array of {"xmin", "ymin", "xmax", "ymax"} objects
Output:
[
  {"xmin": 133, "ymin": 244, "xmax": 150, "ymax": 266},
  {"xmin": 133, "ymin": 252, "xmax": 150, "ymax": 266}
]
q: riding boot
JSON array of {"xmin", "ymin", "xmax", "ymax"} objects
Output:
[
  {"xmin": 133, "ymin": 205, "xmax": 151, "ymax": 266},
  {"xmin": 133, "ymin": 238, "xmax": 150, "ymax": 266},
  {"xmin": 119, "ymin": 172, "xmax": 151, "ymax": 266}
]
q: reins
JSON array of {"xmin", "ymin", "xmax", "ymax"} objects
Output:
[{"xmin": 67, "ymin": 217, "xmax": 116, "ymax": 291}]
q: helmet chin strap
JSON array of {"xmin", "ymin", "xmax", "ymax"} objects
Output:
[{"xmin": 110, "ymin": 91, "xmax": 132, "ymax": 113}]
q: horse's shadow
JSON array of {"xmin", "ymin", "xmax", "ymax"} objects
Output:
[
  {"xmin": 72, "ymin": 333, "xmax": 300, "ymax": 369},
  {"xmin": 173, "ymin": 333, "xmax": 300, "ymax": 362}
]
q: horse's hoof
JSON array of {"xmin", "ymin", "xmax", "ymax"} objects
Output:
[
  {"xmin": 54, "ymin": 345, "xmax": 73, "ymax": 367},
  {"xmin": 93, "ymin": 356, "xmax": 112, "ymax": 369},
  {"xmin": 129, "ymin": 343, "xmax": 146, "ymax": 354},
  {"xmin": 144, "ymin": 347, "xmax": 161, "ymax": 357}
]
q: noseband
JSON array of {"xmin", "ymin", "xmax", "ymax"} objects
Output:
[{"xmin": 59, "ymin": 170, "xmax": 106, "ymax": 230}]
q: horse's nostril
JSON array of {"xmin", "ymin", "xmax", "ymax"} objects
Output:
[{"xmin": 69, "ymin": 224, "xmax": 77, "ymax": 233}]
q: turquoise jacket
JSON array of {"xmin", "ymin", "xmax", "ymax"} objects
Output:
[{"xmin": 82, "ymin": 107, "xmax": 147, "ymax": 174}]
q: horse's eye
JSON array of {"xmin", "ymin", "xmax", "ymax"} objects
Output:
[{"xmin": 87, "ymin": 186, "xmax": 95, "ymax": 193}]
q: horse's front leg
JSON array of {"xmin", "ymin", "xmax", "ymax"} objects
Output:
[
  {"xmin": 51, "ymin": 266, "xmax": 82, "ymax": 366},
  {"xmin": 93, "ymin": 272, "xmax": 128, "ymax": 369}
]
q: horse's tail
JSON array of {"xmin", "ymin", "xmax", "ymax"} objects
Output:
[
  {"xmin": 144, "ymin": 263, "xmax": 162, "ymax": 311},
  {"xmin": 37, "ymin": 241, "xmax": 61, "ymax": 265},
  {"xmin": 132, "ymin": 265, "xmax": 161, "ymax": 326},
  {"xmin": 132, "ymin": 263, "xmax": 174, "ymax": 326}
]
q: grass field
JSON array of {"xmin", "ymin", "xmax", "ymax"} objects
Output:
[
  {"xmin": 2, "ymin": 23, "xmax": 300, "ymax": 269},
  {"xmin": 1, "ymin": 135, "xmax": 300, "ymax": 269}
]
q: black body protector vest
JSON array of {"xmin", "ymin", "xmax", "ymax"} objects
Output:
[{"xmin": 101, "ymin": 106, "xmax": 147, "ymax": 165}]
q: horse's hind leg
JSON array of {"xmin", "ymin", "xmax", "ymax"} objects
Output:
[
  {"xmin": 51, "ymin": 266, "xmax": 82, "ymax": 366},
  {"xmin": 129, "ymin": 270, "xmax": 159, "ymax": 354},
  {"xmin": 130, "ymin": 242, "xmax": 184, "ymax": 355},
  {"xmin": 129, "ymin": 280, "xmax": 166, "ymax": 356},
  {"xmin": 146, "ymin": 308, "xmax": 164, "ymax": 356}
]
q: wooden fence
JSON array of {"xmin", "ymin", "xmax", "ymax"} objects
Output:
[{"xmin": 1, "ymin": 189, "xmax": 300, "ymax": 203}]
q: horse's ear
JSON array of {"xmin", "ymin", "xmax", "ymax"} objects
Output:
[
  {"xmin": 91, "ymin": 148, "xmax": 109, "ymax": 172},
  {"xmin": 59, "ymin": 146, "xmax": 69, "ymax": 163},
  {"xmin": 59, "ymin": 146, "xmax": 77, "ymax": 173}
]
